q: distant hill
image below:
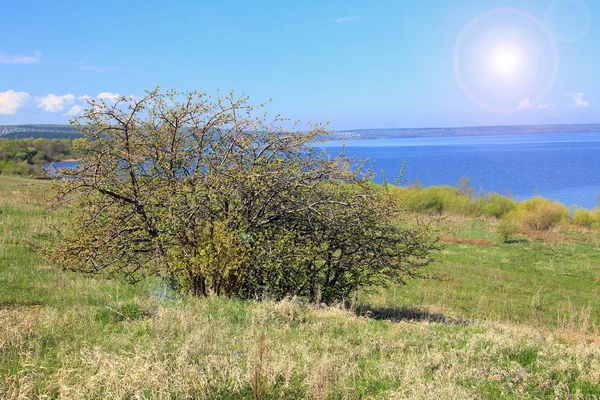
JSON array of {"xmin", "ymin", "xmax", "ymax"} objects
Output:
[
  {"xmin": 0, "ymin": 125, "xmax": 83, "ymax": 139},
  {"xmin": 330, "ymin": 123, "xmax": 600, "ymax": 140},
  {"xmin": 3, "ymin": 123, "xmax": 600, "ymax": 140}
]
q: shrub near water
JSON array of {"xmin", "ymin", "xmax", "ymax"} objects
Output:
[
  {"xmin": 393, "ymin": 186, "xmax": 516, "ymax": 218},
  {"xmin": 395, "ymin": 185, "xmax": 475, "ymax": 215},
  {"xmin": 505, "ymin": 197, "xmax": 568, "ymax": 231},
  {"xmin": 475, "ymin": 192, "xmax": 516, "ymax": 218},
  {"xmin": 396, "ymin": 184, "xmax": 600, "ymax": 233},
  {"xmin": 0, "ymin": 159, "xmax": 38, "ymax": 176},
  {"xmin": 572, "ymin": 208, "xmax": 600, "ymax": 229}
]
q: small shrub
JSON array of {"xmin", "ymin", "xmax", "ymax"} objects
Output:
[
  {"xmin": 399, "ymin": 185, "xmax": 474, "ymax": 215},
  {"xmin": 506, "ymin": 197, "xmax": 568, "ymax": 231},
  {"xmin": 0, "ymin": 159, "xmax": 46, "ymax": 177},
  {"xmin": 497, "ymin": 219, "xmax": 519, "ymax": 242},
  {"xmin": 400, "ymin": 187, "xmax": 446, "ymax": 213},
  {"xmin": 572, "ymin": 209, "xmax": 600, "ymax": 229},
  {"xmin": 477, "ymin": 193, "xmax": 516, "ymax": 218}
]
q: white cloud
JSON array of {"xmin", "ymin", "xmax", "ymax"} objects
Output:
[
  {"xmin": 0, "ymin": 51, "xmax": 40, "ymax": 64},
  {"xmin": 537, "ymin": 103, "xmax": 557, "ymax": 110},
  {"xmin": 517, "ymin": 96, "xmax": 532, "ymax": 111},
  {"xmin": 78, "ymin": 94, "xmax": 92, "ymax": 101},
  {"xmin": 97, "ymin": 92, "xmax": 121, "ymax": 102},
  {"xmin": 37, "ymin": 93, "xmax": 75, "ymax": 112},
  {"xmin": 333, "ymin": 16, "xmax": 359, "ymax": 23},
  {"xmin": 566, "ymin": 92, "xmax": 589, "ymax": 108},
  {"xmin": 64, "ymin": 104, "xmax": 84, "ymax": 116},
  {"xmin": 0, "ymin": 90, "xmax": 30, "ymax": 114}
]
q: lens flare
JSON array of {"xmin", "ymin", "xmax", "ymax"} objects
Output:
[
  {"xmin": 454, "ymin": 9, "xmax": 558, "ymax": 114},
  {"xmin": 544, "ymin": 0, "xmax": 591, "ymax": 42}
]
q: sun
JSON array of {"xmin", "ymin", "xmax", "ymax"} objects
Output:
[
  {"xmin": 488, "ymin": 45, "xmax": 523, "ymax": 80},
  {"xmin": 454, "ymin": 9, "xmax": 558, "ymax": 113}
]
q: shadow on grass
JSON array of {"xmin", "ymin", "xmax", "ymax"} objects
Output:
[
  {"xmin": 504, "ymin": 238, "xmax": 528, "ymax": 244},
  {"xmin": 355, "ymin": 305, "xmax": 469, "ymax": 325},
  {"xmin": 0, "ymin": 299, "xmax": 46, "ymax": 309}
]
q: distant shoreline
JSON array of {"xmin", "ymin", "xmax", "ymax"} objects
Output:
[
  {"xmin": 328, "ymin": 124, "xmax": 600, "ymax": 141},
  {"xmin": 2, "ymin": 123, "xmax": 600, "ymax": 141}
]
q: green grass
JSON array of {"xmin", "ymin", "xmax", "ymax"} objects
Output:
[
  {"xmin": 367, "ymin": 216, "xmax": 600, "ymax": 330},
  {"xmin": 1, "ymin": 175, "xmax": 600, "ymax": 399}
]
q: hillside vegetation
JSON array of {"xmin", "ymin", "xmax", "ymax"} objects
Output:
[
  {"xmin": 0, "ymin": 138, "xmax": 81, "ymax": 177},
  {"xmin": 0, "ymin": 125, "xmax": 82, "ymax": 140},
  {"xmin": 1, "ymin": 175, "xmax": 600, "ymax": 399},
  {"xmin": 3, "ymin": 123, "xmax": 600, "ymax": 141},
  {"xmin": 329, "ymin": 124, "xmax": 600, "ymax": 140}
]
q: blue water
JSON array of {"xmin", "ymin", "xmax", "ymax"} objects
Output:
[
  {"xmin": 316, "ymin": 132, "xmax": 600, "ymax": 209},
  {"xmin": 45, "ymin": 161, "xmax": 79, "ymax": 171},
  {"xmin": 46, "ymin": 132, "xmax": 600, "ymax": 209}
]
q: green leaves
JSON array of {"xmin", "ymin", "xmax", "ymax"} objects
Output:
[{"xmin": 50, "ymin": 88, "xmax": 439, "ymax": 303}]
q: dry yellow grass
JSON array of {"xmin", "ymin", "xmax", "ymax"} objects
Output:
[
  {"xmin": 2, "ymin": 299, "xmax": 600, "ymax": 399},
  {"xmin": 3, "ymin": 175, "xmax": 600, "ymax": 398}
]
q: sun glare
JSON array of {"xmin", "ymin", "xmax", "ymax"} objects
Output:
[
  {"xmin": 488, "ymin": 45, "xmax": 522, "ymax": 79},
  {"xmin": 454, "ymin": 9, "xmax": 558, "ymax": 113}
]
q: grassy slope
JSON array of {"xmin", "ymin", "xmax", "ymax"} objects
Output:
[
  {"xmin": 368, "ymin": 217, "xmax": 600, "ymax": 330},
  {"xmin": 1, "ymin": 175, "xmax": 599, "ymax": 399}
]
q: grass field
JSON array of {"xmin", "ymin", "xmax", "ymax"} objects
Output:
[
  {"xmin": 1, "ymin": 175, "xmax": 600, "ymax": 399},
  {"xmin": 367, "ymin": 216, "xmax": 600, "ymax": 331}
]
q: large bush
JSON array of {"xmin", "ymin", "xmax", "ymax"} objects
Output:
[
  {"xmin": 505, "ymin": 197, "xmax": 568, "ymax": 231},
  {"xmin": 49, "ymin": 89, "xmax": 439, "ymax": 303}
]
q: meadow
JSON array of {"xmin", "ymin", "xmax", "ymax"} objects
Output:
[{"xmin": 1, "ymin": 175, "xmax": 600, "ymax": 399}]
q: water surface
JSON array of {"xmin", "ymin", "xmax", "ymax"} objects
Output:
[
  {"xmin": 46, "ymin": 132, "xmax": 600, "ymax": 209},
  {"xmin": 316, "ymin": 132, "xmax": 600, "ymax": 209}
]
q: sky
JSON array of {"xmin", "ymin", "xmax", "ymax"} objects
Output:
[{"xmin": 0, "ymin": 0, "xmax": 598, "ymax": 129}]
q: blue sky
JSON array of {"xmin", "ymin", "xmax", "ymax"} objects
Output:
[{"xmin": 0, "ymin": 0, "xmax": 597, "ymax": 129}]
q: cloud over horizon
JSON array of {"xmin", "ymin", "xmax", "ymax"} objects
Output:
[
  {"xmin": 0, "ymin": 91, "xmax": 136, "ymax": 118},
  {"xmin": 97, "ymin": 92, "xmax": 121, "ymax": 102},
  {"xmin": 37, "ymin": 94, "xmax": 75, "ymax": 112},
  {"xmin": 0, "ymin": 90, "xmax": 31, "ymax": 115},
  {"xmin": 64, "ymin": 104, "xmax": 84, "ymax": 117},
  {"xmin": 566, "ymin": 92, "xmax": 590, "ymax": 108}
]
